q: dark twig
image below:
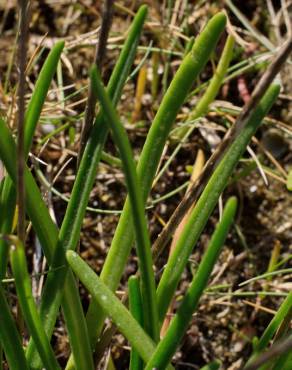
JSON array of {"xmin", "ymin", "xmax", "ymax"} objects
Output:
[
  {"xmin": 243, "ymin": 335, "xmax": 292, "ymax": 370},
  {"xmin": 17, "ymin": 0, "xmax": 29, "ymax": 243},
  {"xmin": 77, "ymin": 0, "xmax": 115, "ymax": 166},
  {"xmin": 152, "ymin": 37, "xmax": 292, "ymax": 260},
  {"xmin": 15, "ymin": 0, "xmax": 29, "ymax": 335}
]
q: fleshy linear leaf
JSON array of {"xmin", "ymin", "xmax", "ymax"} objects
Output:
[
  {"xmin": 23, "ymin": 6, "xmax": 149, "ymax": 369},
  {"xmin": 91, "ymin": 66, "xmax": 159, "ymax": 340},
  {"xmin": 156, "ymin": 84, "xmax": 280, "ymax": 323},
  {"xmin": 0, "ymin": 284, "xmax": 29, "ymax": 370},
  {"xmin": 145, "ymin": 197, "xmax": 237, "ymax": 369},
  {"xmin": 66, "ymin": 250, "xmax": 173, "ymax": 370},
  {"xmin": 0, "ymin": 41, "xmax": 64, "ymax": 278},
  {"xmin": 9, "ymin": 236, "xmax": 61, "ymax": 370},
  {"xmin": 128, "ymin": 276, "xmax": 144, "ymax": 370},
  {"xmin": 85, "ymin": 12, "xmax": 227, "ymax": 350}
]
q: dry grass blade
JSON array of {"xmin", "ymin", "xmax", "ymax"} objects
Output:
[{"xmin": 17, "ymin": 0, "xmax": 29, "ymax": 243}]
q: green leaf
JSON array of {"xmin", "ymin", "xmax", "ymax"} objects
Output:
[
  {"xmin": 0, "ymin": 41, "xmax": 64, "ymax": 278},
  {"xmin": 24, "ymin": 41, "xmax": 65, "ymax": 155},
  {"xmin": 85, "ymin": 12, "xmax": 227, "ymax": 349},
  {"xmin": 286, "ymin": 169, "xmax": 292, "ymax": 191},
  {"xmin": 24, "ymin": 6, "xmax": 149, "ymax": 369},
  {"xmin": 9, "ymin": 236, "xmax": 61, "ymax": 370},
  {"xmin": 128, "ymin": 277, "xmax": 144, "ymax": 370},
  {"xmin": 0, "ymin": 118, "xmax": 94, "ymax": 370},
  {"xmin": 145, "ymin": 197, "xmax": 237, "ymax": 369},
  {"xmin": 90, "ymin": 66, "xmax": 159, "ymax": 340},
  {"xmin": 174, "ymin": 34, "xmax": 235, "ymax": 140},
  {"xmin": 200, "ymin": 360, "xmax": 221, "ymax": 370},
  {"xmin": 156, "ymin": 84, "xmax": 280, "ymax": 323},
  {"xmin": 66, "ymin": 251, "xmax": 174, "ymax": 370},
  {"xmin": 0, "ymin": 285, "xmax": 29, "ymax": 370},
  {"xmin": 245, "ymin": 291, "xmax": 292, "ymax": 367}
]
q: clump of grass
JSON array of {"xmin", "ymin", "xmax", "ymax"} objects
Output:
[{"xmin": 0, "ymin": 4, "xmax": 291, "ymax": 370}]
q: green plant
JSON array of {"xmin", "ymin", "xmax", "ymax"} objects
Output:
[
  {"xmin": 83, "ymin": 12, "xmax": 228, "ymax": 354},
  {"xmin": 9, "ymin": 236, "xmax": 61, "ymax": 370},
  {"xmin": 0, "ymin": 4, "xmax": 290, "ymax": 370},
  {"xmin": 128, "ymin": 276, "xmax": 144, "ymax": 370}
]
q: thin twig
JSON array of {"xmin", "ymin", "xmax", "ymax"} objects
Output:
[
  {"xmin": 152, "ymin": 37, "xmax": 292, "ymax": 260},
  {"xmin": 77, "ymin": 0, "xmax": 115, "ymax": 166},
  {"xmin": 17, "ymin": 0, "xmax": 29, "ymax": 243}
]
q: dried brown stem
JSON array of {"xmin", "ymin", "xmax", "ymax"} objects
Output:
[
  {"xmin": 152, "ymin": 37, "xmax": 292, "ymax": 260},
  {"xmin": 77, "ymin": 0, "xmax": 115, "ymax": 165},
  {"xmin": 17, "ymin": 0, "xmax": 29, "ymax": 243}
]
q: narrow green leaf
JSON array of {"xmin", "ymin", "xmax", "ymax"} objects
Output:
[
  {"xmin": 26, "ymin": 6, "xmax": 149, "ymax": 369},
  {"xmin": 157, "ymin": 34, "xmax": 235, "ymax": 184},
  {"xmin": 272, "ymin": 348, "xmax": 292, "ymax": 370},
  {"xmin": 1, "ymin": 7, "xmax": 147, "ymax": 368},
  {"xmin": 61, "ymin": 272, "xmax": 94, "ymax": 370},
  {"xmin": 192, "ymin": 34, "xmax": 234, "ymax": 115},
  {"xmin": 24, "ymin": 41, "xmax": 64, "ymax": 155},
  {"xmin": 66, "ymin": 251, "xmax": 174, "ymax": 370},
  {"xmin": 0, "ymin": 119, "xmax": 58, "ymax": 261},
  {"xmin": 0, "ymin": 56, "xmax": 95, "ymax": 366},
  {"xmin": 156, "ymin": 84, "xmax": 280, "ymax": 323},
  {"xmin": 239, "ymin": 268, "xmax": 292, "ymax": 287},
  {"xmin": 175, "ymin": 34, "xmax": 235, "ymax": 140},
  {"xmin": 0, "ymin": 124, "xmax": 94, "ymax": 370},
  {"xmin": 145, "ymin": 197, "xmax": 237, "ymax": 369},
  {"xmin": 245, "ymin": 333, "xmax": 292, "ymax": 370},
  {"xmin": 0, "ymin": 41, "xmax": 64, "ymax": 278},
  {"xmin": 128, "ymin": 276, "xmax": 144, "ymax": 370},
  {"xmin": 286, "ymin": 169, "xmax": 292, "ymax": 191},
  {"xmin": 90, "ymin": 66, "xmax": 159, "ymax": 340},
  {"xmin": 0, "ymin": 177, "xmax": 16, "ymax": 278},
  {"xmin": 1, "ymin": 8, "xmax": 148, "ymax": 366},
  {"xmin": 183, "ymin": 36, "xmax": 195, "ymax": 57},
  {"xmin": 85, "ymin": 12, "xmax": 227, "ymax": 348},
  {"xmin": 245, "ymin": 291, "xmax": 292, "ymax": 368},
  {"xmin": 8, "ymin": 236, "xmax": 61, "ymax": 370},
  {"xmin": 0, "ymin": 285, "xmax": 29, "ymax": 370},
  {"xmin": 200, "ymin": 360, "xmax": 221, "ymax": 370}
]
